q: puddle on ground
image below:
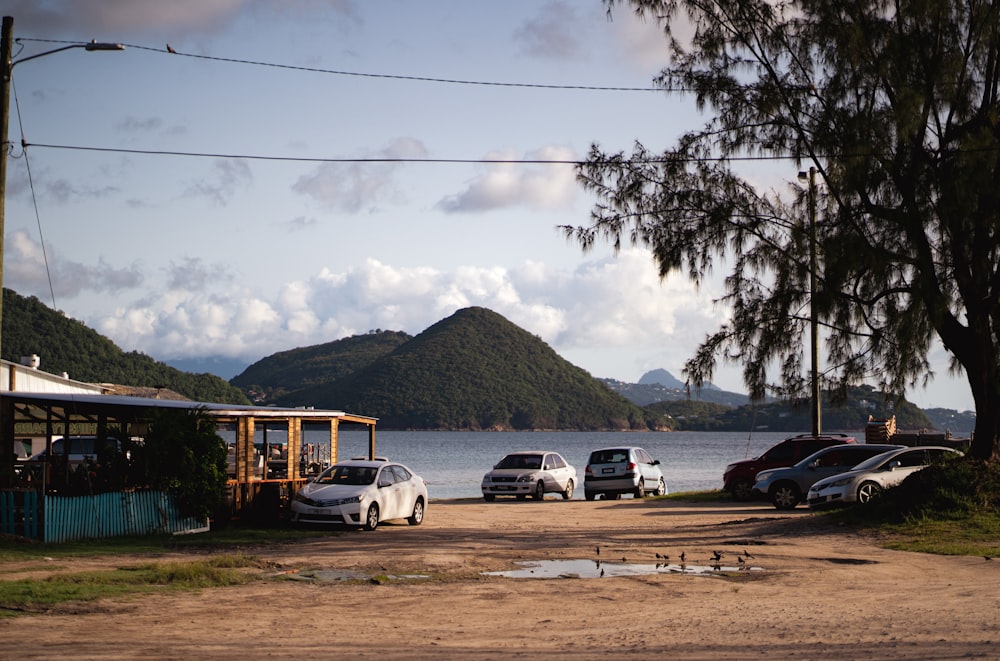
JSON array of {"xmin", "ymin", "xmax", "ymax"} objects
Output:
[
  {"xmin": 273, "ymin": 569, "xmax": 430, "ymax": 582},
  {"xmin": 482, "ymin": 559, "xmax": 762, "ymax": 579}
]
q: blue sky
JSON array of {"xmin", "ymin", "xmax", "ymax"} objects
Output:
[{"xmin": 2, "ymin": 1, "xmax": 974, "ymax": 413}]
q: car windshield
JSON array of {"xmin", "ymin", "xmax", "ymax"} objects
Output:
[
  {"xmin": 314, "ymin": 465, "xmax": 377, "ymax": 485},
  {"xmin": 845, "ymin": 449, "xmax": 901, "ymax": 472},
  {"xmin": 496, "ymin": 454, "xmax": 542, "ymax": 470}
]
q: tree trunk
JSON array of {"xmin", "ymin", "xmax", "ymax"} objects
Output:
[{"xmin": 967, "ymin": 371, "xmax": 1000, "ymax": 462}]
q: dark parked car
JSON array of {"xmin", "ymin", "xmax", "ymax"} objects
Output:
[{"xmin": 723, "ymin": 433, "xmax": 856, "ymax": 501}]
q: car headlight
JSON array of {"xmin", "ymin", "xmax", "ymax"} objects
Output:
[
  {"xmin": 294, "ymin": 492, "xmax": 308, "ymax": 503},
  {"xmin": 827, "ymin": 477, "xmax": 854, "ymax": 488},
  {"xmin": 516, "ymin": 473, "xmax": 535, "ymax": 483},
  {"xmin": 340, "ymin": 495, "xmax": 361, "ymax": 505}
]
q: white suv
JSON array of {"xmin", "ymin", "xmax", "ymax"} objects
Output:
[{"xmin": 584, "ymin": 446, "xmax": 667, "ymax": 500}]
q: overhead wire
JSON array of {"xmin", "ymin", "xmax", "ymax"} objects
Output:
[{"xmin": 10, "ymin": 77, "xmax": 58, "ymax": 310}]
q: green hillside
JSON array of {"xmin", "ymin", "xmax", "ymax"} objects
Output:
[
  {"xmin": 231, "ymin": 329, "xmax": 411, "ymax": 403},
  {"xmin": 645, "ymin": 385, "xmax": 933, "ymax": 432},
  {"xmin": 274, "ymin": 307, "xmax": 653, "ymax": 430},
  {"xmin": 1, "ymin": 289, "xmax": 250, "ymax": 405}
]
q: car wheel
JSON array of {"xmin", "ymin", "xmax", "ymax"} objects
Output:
[
  {"xmin": 770, "ymin": 483, "xmax": 801, "ymax": 510},
  {"xmin": 533, "ymin": 480, "xmax": 545, "ymax": 501},
  {"xmin": 408, "ymin": 498, "xmax": 425, "ymax": 525},
  {"xmin": 585, "ymin": 491, "xmax": 596, "ymax": 501},
  {"xmin": 654, "ymin": 478, "xmax": 666, "ymax": 496},
  {"xmin": 730, "ymin": 478, "xmax": 753, "ymax": 502},
  {"xmin": 857, "ymin": 481, "xmax": 882, "ymax": 504},
  {"xmin": 635, "ymin": 480, "xmax": 645, "ymax": 498},
  {"xmin": 483, "ymin": 494, "xmax": 496, "ymax": 502},
  {"xmin": 364, "ymin": 503, "xmax": 380, "ymax": 531},
  {"xmin": 562, "ymin": 479, "xmax": 575, "ymax": 500}
]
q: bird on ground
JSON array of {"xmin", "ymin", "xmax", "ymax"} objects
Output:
[
  {"xmin": 595, "ymin": 546, "xmax": 600, "ymax": 556},
  {"xmin": 600, "ymin": 568, "xmax": 605, "ymax": 577},
  {"xmin": 621, "ymin": 556, "xmax": 627, "ymax": 563},
  {"xmin": 738, "ymin": 556, "xmax": 746, "ymax": 568},
  {"xmin": 986, "ymin": 556, "xmax": 993, "ymax": 561},
  {"xmin": 680, "ymin": 551, "xmax": 686, "ymax": 563},
  {"xmin": 712, "ymin": 550, "xmax": 723, "ymax": 562},
  {"xmin": 743, "ymin": 549, "xmax": 755, "ymax": 559},
  {"xmin": 166, "ymin": 44, "xmax": 177, "ymax": 54}
]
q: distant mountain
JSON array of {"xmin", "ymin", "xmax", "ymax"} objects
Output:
[
  {"xmin": 272, "ymin": 307, "xmax": 653, "ymax": 431},
  {"xmin": 601, "ymin": 372, "xmax": 750, "ymax": 407},
  {"xmin": 231, "ymin": 330, "xmax": 412, "ymax": 403},
  {"xmin": 165, "ymin": 356, "xmax": 250, "ymax": 381},
  {"xmin": 1, "ymin": 289, "xmax": 250, "ymax": 405},
  {"xmin": 637, "ymin": 369, "xmax": 689, "ymax": 389}
]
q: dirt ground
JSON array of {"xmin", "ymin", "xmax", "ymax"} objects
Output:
[{"xmin": 1, "ymin": 496, "xmax": 998, "ymax": 660}]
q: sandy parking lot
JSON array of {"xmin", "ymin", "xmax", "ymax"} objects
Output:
[{"xmin": 1, "ymin": 496, "xmax": 998, "ymax": 659}]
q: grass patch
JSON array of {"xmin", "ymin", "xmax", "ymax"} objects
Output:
[
  {"xmin": 0, "ymin": 522, "xmax": 337, "ymax": 563},
  {"xmin": 826, "ymin": 458, "xmax": 1000, "ymax": 557},
  {"xmin": 0, "ymin": 554, "xmax": 266, "ymax": 616},
  {"xmin": 661, "ymin": 489, "xmax": 727, "ymax": 502}
]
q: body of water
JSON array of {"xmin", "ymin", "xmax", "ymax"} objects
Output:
[{"xmin": 327, "ymin": 430, "xmax": 799, "ymax": 500}]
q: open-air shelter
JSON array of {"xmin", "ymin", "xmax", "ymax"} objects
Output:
[{"xmin": 0, "ymin": 391, "xmax": 378, "ymax": 540}]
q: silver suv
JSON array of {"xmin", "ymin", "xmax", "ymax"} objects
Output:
[
  {"xmin": 584, "ymin": 446, "xmax": 667, "ymax": 500},
  {"xmin": 753, "ymin": 443, "xmax": 904, "ymax": 509}
]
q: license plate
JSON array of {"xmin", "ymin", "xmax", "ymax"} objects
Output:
[
  {"xmin": 308, "ymin": 508, "xmax": 326, "ymax": 515},
  {"xmin": 602, "ymin": 467, "xmax": 615, "ymax": 474},
  {"xmin": 496, "ymin": 486, "xmax": 514, "ymax": 491}
]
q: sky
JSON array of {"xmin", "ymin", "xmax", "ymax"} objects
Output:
[{"xmin": 0, "ymin": 0, "xmax": 975, "ymax": 413}]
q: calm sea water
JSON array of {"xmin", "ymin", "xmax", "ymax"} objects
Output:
[{"xmin": 326, "ymin": 430, "xmax": 796, "ymax": 500}]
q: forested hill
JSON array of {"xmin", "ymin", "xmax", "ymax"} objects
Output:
[
  {"xmin": 1, "ymin": 289, "xmax": 250, "ymax": 405},
  {"xmin": 231, "ymin": 329, "xmax": 412, "ymax": 402},
  {"xmin": 273, "ymin": 307, "xmax": 653, "ymax": 430}
]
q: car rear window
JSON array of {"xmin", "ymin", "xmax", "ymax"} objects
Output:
[{"xmin": 589, "ymin": 449, "xmax": 628, "ymax": 464}]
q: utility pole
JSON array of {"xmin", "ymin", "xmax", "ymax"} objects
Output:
[
  {"xmin": 1, "ymin": 16, "xmax": 13, "ymax": 373},
  {"xmin": 802, "ymin": 166, "xmax": 821, "ymax": 437}
]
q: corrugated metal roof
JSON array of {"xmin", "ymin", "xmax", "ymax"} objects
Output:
[{"xmin": 2, "ymin": 391, "xmax": 376, "ymax": 423}]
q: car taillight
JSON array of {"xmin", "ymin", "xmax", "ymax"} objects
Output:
[
  {"xmin": 627, "ymin": 462, "xmax": 637, "ymax": 471},
  {"xmin": 585, "ymin": 465, "xmax": 593, "ymax": 476}
]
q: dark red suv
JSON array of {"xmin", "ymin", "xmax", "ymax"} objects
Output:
[{"xmin": 723, "ymin": 434, "xmax": 856, "ymax": 501}]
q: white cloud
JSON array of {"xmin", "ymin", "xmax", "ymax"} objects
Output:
[
  {"xmin": 436, "ymin": 146, "xmax": 578, "ymax": 213},
  {"xmin": 514, "ymin": 1, "xmax": 585, "ymax": 59},
  {"xmin": 5, "ymin": 230, "xmax": 145, "ymax": 297},
  {"xmin": 292, "ymin": 137, "xmax": 429, "ymax": 213}
]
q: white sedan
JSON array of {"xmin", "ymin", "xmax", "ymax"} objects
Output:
[
  {"xmin": 806, "ymin": 446, "xmax": 961, "ymax": 508},
  {"xmin": 481, "ymin": 451, "xmax": 577, "ymax": 501},
  {"xmin": 291, "ymin": 459, "xmax": 427, "ymax": 530}
]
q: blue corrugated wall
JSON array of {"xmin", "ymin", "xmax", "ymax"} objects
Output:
[{"xmin": 0, "ymin": 490, "xmax": 206, "ymax": 542}]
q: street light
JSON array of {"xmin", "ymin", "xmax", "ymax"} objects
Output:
[
  {"xmin": 797, "ymin": 166, "xmax": 821, "ymax": 437},
  {"xmin": 0, "ymin": 16, "xmax": 123, "ymax": 474}
]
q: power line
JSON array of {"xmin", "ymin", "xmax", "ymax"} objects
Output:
[
  {"xmin": 21, "ymin": 141, "xmax": 812, "ymax": 164},
  {"xmin": 16, "ymin": 37, "xmax": 666, "ymax": 93}
]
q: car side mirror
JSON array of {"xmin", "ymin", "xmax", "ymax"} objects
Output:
[
  {"xmin": 652, "ymin": 460, "xmax": 660, "ymax": 466},
  {"xmin": 888, "ymin": 460, "xmax": 902, "ymax": 470},
  {"xmin": 808, "ymin": 460, "xmax": 819, "ymax": 470}
]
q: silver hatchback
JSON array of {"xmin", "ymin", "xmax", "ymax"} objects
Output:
[{"xmin": 584, "ymin": 446, "xmax": 667, "ymax": 500}]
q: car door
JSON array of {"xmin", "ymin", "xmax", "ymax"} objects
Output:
[
  {"xmin": 376, "ymin": 465, "xmax": 403, "ymax": 520},
  {"xmin": 390, "ymin": 465, "xmax": 419, "ymax": 515},
  {"xmin": 810, "ymin": 448, "xmax": 868, "ymax": 484},
  {"xmin": 544, "ymin": 453, "xmax": 572, "ymax": 489},
  {"xmin": 880, "ymin": 449, "xmax": 928, "ymax": 488},
  {"xmin": 635, "ymin": 449, "xmax": 657, "ymax": 488}
]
